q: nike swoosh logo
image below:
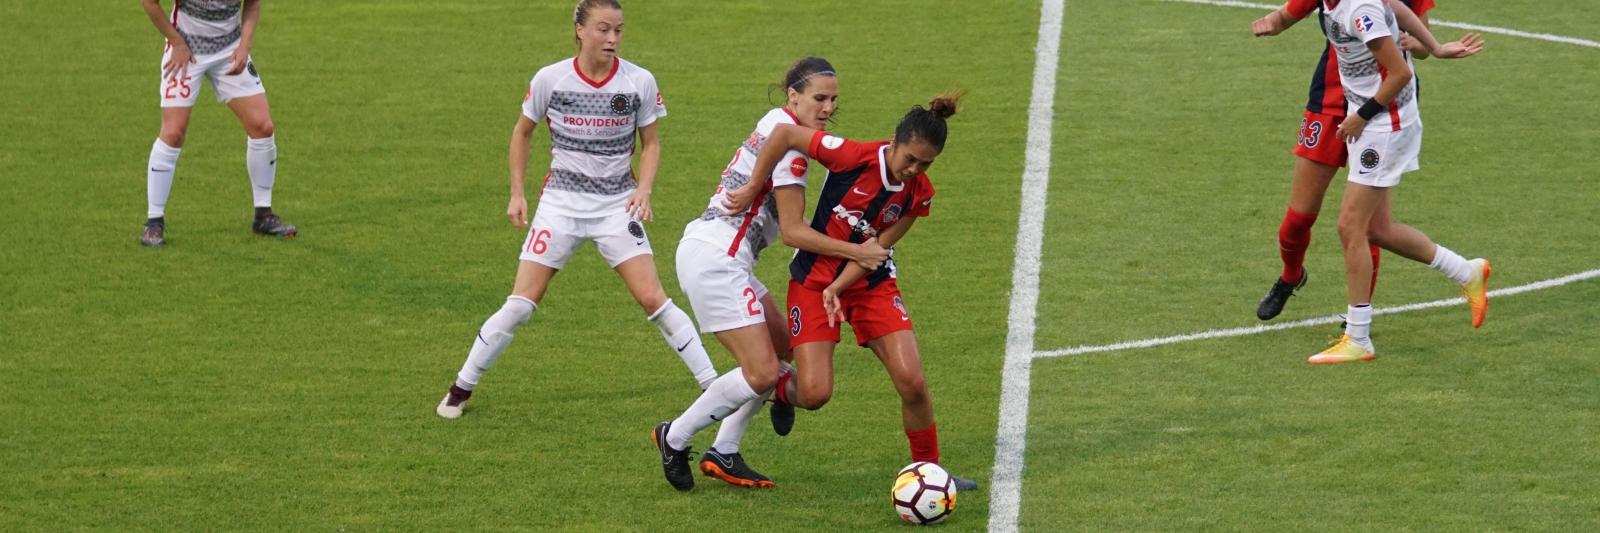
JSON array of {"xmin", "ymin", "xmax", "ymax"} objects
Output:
[
  {"xmin": 676, "ymin": 340, "xmax": 692, "ymax": 352},
  {"xmin": 1358, "ymin": 169, "xmax": 1375, "ymax": 174},
  {"xmin": 711, "ymin": 452, "xmax": 735, "ymax": 469},
  {"xmin": 150, "ymin": 168, "xmax": 172, "ymax": 172},
  {"xmin": 852, "ymin": 187, "xmax": 870, "ymax": 196},
  {"xmin": 708, "ymin": 413, "xmax": 720, "ymax": 421}
]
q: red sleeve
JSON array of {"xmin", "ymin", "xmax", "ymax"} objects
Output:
[
  {"xmin": 1284, "ymin": 0, "xmax": 1318, "ymax": 20},
  {"xmin": 1407, "ymin": 0, "xmax": 1435, "ymax": 17},
  {"xmin": 806, "ymin": 130, "xmax": 878, "ymax": 173},
  {"xmin": 910, "ymin": 175, "xmax": 934, "ymax": 218}
]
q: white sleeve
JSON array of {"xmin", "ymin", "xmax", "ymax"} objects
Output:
[
  {"xmin": 1348, "ymin": 3, "xmax": 1393, "ymax": 43},
  {"xmin": 635, "ymin": 72, "xmax": 666, "ymax": 128},
  {"xmin": 771, "ymin": 150, "xmax": 810, "ymax": 189},
  {"xmin": 520, "ymin": 71, "xmax": 552, "ymax": 124}
]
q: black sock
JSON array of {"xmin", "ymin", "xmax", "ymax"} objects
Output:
[
  {"xmin": 254, "ymin": 206, "xmax": 272, "ymax": 220},
  {"xmin": 146, "ymin": 216, "xmax": 164, "ymax": 225}
]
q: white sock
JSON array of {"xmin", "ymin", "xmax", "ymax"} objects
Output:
[
  {"xmin": 147, "ymin": 139, "xmax": 181, "ymax": 218},
  {"xmin": 711, "ymin": 388, "xmax": 770, "ymax": 454},
  {"xmin": 454, "ymin": 295, "xmax": 536, "ymax": 390},
  {"xmin": 246, "ymin": 135, "xmax": 276, "ymax": 208},
  {"xmin": 666, "ymin": 369, "xmax": 760, "ymax": 451},
  {"xmin": 648, "ymin": 299, "xmax": 718, "ymax": 389},
  {"xmin": 1428, "ymin": 244, "xmax": 1473, "ymax": 285},
  {"xmin": 1344, "ymin": 304, "xmax": 1373, "ymax": 344}
]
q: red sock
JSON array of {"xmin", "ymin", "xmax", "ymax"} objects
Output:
[
  {"xmin": 1368, "ymin": 243, "xmax": 1381, "ymax": 300},
  {"xmin": 772, "ymin": 371, "xmax": 792, "ymax": 405},
  {"xmin": 1277, "ymin": 208, "xmax": 1318, "ymax": 283},
  {"xmin": 905, "ymin": 423, "xmax": 941, "ymax": 464}
]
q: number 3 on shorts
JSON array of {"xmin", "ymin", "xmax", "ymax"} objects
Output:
[{"xmin": 788, "ymin": 306, "xmax": 802, "ymax": 336}]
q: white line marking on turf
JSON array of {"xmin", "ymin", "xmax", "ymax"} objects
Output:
[
  {"xmin": 1034, "ymin": 268, "xmax": 1600, "ymax": 359},
  {"xmin": 1163, "ymin": 0, "xmax": 1600, "ymax": 49},
  {"xmin": 988, "ymin": 0, "xmax": 1063, "ymax": 531}
]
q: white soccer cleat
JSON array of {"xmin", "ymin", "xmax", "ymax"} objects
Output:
[{"xmin": 436, "ymin": 384, "xmax": 472, "ymax": 419}]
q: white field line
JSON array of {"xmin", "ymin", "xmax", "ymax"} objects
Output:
[
  {"xmin": 987, "ymin": 0, "xmax": 1063, "ymax": 531},
  {"xmin": 1034, "ymin": 268, "xmax": 1600, "ymax": 359},
  {"xmin": 1162, "ymin": 0, "xmax": 1600, "ymax": 49}
]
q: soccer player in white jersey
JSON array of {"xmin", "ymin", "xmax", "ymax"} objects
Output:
[
  {"xmin": 435, "ymin": 0, "xmax": 716, "ymax": 418},
  {"xmin": 138, "ymin": 0, "xmax": 295, "ymax": 247},
  {"xmin": 650, "ymin": 58, "xmax": 890, "ymax": 490},
  {"xmin": 1308, "ymin": 0, "xmax": 1490, "ymax": 363}
]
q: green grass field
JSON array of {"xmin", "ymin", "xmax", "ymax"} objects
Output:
[{"xmin": 2, "ymin": 1, "xmax": 1596, "ymax": 530}]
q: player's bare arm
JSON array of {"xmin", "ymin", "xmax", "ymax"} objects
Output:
[
  {"xmin": 627, "ymin": 122, "xmax": 660, "ymax": 222},
  {"xmin": 721, "ymin": 123, "xmax": 811, "ymax": 214},
  {"xmin": 1251, "ymin": 2, "xmax": 1305, "ymax": 37},
  {"xmin": 225, "ymin": 0, "xmax": 261, "ymax": 75},
  {"xmin": 1337, "ymin": 37, "xmax": 1411, "ymax": 142},
  {"xmin": 822, "ymin": 215, "xmax": 919, "ymax": 326},
  {"xmin": 141, "ymin": 0, "xmax": 193, "ymax": 80},
  {"xmin": 773, "ymin": 185, "xmax": 889, "ymax": 268},
  {"xmin": 506, "ymin": 115, "xmax": 538, "ymax": 227}
]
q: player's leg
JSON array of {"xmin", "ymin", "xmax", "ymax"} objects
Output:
[
  {"xmin": 603, "ymin": 217, "xmax": 717, "ymax": 389},
  {"xmin": 226, "ymin": 94, "xmax": 294, "ymax": 237},
  {"xmin": 757, "ymin": 291, "xmax": 797, "ymax": 436},
  {"xmin": 863, "ymin": 330, "xmax": 977, "ymax": 491},
  {"xmin": 144, "ymin": 47, "xmax": 203, "ymax": 247},
  {"xmin": 1260, "ymin": 112, "xmax": 1343, "ymax": 319},
  {"xmin": 436, "ymin": 211, "xmax": 574, "ymax": 418},
  {"xmin": 1310, "ymin": 180, "xmax": 1385, "ymax": 363},
  {"xmin": 776, "ymin": 281, "xmax": 839, "ymax": 412}
]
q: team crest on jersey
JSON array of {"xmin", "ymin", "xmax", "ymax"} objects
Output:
[
  {"xmin": 881, "ymin": 204, "xmax": 903, "ymax": 225},
  {"xmin": 627, "ymin": 220, "xmax": 646, "ymax": 240},
  {"xmin": 246, "ymin": 61, "xmax": 257, "ymax": 77},
  {"xmin": 1360, "ymin": 148, "xmax": 1381, "ymax": 170},
  {"xmin": 610, "ymin": 93, "xmax": 637, "ymax": 116},
  {"xmin": 892, "ymin": 296, "xmax": 909, "ymax": 320}
]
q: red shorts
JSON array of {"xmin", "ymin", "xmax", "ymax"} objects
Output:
[
  {"xmin": 1292, "ymin": 110, "xmax": 1347, "ymax": 168},
  {"xmin": 787, "ymin": 279, "xmax": 914, "ymax": 348}
]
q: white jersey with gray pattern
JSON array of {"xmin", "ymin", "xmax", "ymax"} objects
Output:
[
  {"xmin": 172, "ymin": 0, "xmax": 243, "ymax": 55},
  {"xmin": 521, "ymin": 57, "xmax": 665, "ymax": 217}
]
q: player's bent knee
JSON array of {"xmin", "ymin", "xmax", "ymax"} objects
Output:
[
  {"xmin": 796, "ymin": 384, "xmax": 832, "ymax": 410},
  {"xmin": 894, "ymin": 375, "xmax": 930, "ymax": 404},
  {"xmin": 740, "ymin": 361, "xmax": 779, "ymax": 392}
]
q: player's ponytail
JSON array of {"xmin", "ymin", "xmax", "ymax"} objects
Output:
[
  {"xmin": 894, "ymin": 90, "xmax": 964, "ymax": 152},
  {"xmin": 574, "ymin": 0, "xmax": 624, "ymax": 48}
]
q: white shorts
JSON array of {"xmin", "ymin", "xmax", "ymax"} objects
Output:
[
  {"xmin": 1346, "ymin": 123, "xmax": 1422, "ymax": 188},
  {"xmin": 159, "ymin": 41, "xmax": 266, "ymax": 107},
  {"xmin": 676, "ymin": 238, "xmax": 770, "ymax": 333},
  {"xmin": 518, "ymin": 206, "xmax": 653, "ymax": 269}
]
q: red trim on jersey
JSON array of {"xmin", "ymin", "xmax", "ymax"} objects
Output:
[
  {"xmin": 727, "ymin": 183, "xmax": 772, "ymax": 257},
  {"xmin": 781, "ymin": 107, "xmax": 801, "ymax": 125},
  {"xmin": 1376, "ymin": 64, "xmax": 1403, "ymax": 131},
  {"xmin": 573, "ymin": 57, "xmax": 620, "ymax": 89},
  {"xmin": 166, "ymin": 1, "xmax": 181, "ymax": 52}
]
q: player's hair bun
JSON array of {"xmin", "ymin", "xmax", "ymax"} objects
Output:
[{"xmin": 927, "ymin": 91, "xmax": 963, "ymax": 120}]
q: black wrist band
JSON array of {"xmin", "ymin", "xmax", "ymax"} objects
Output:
[{"xmin": 1357, "ymin": 98, "xmax": 1385, "ymax": 121}]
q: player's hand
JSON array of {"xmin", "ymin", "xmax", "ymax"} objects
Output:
[
  {"xmin": 164, "ymin": 44, "xmax": 195, "ymax": 81},
  {"xmin": 1251, "ymin": 11, "xmax": 1285, "ymax": 37},
  {"xmin": 822, "ymin": 287, "xmax": 845, "ymax": 328},
  {"xmin": 719, "ymin": 182, "xmax": 759, "ymax": 216},
  {"xmin": 626, "ymin": 188, "xmax": 653, "ymax": 222},
  {"xmin": 853, "ymin": 238, "xmax": 889, "ymax": 271},
  {"xmin": 507, "ymin": 195, "xmax": 529, "ymax": 227},
  {"xmin": 1337, "ymin": 115, "xmax": 1368, "ymax": 143},
  {"xmin": 1432, "ymin": 33, "xmax": 1485, "ymax": 59},
  {"xmin": 225, "ymin": 45, "xmax": 251, "ymax": 75}
]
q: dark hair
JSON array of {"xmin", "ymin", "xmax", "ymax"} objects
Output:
[
  {"xmin": 768, "ymin": 56, "xmax": 837, "ymax": 107},
  {"xmin": 574, "ymin": 0, "xmax": 623, "ymax": 48},
  {"xmin": 894, "ymin": 91, "xmax": 963, "ymax": 152}
]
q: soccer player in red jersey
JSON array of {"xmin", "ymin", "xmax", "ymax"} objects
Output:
[
  {"xmin": 1251, "ymin": 0, "xmax": 1448, "ymax": 320},
  {"xmin": 719, "ymin": 93, "xmax": 979, "ymax": 491}
]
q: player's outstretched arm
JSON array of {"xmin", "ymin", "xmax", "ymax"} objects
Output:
[
  {"xmin": 1252, "ymin": 1, "xmax": 1311, "ymax": 37},
  {"xmin": 1388, "ymin": 1, "xmax": 1484, "ymax": 59},
  {"xmin": 772, "ymin": 186, "xmax": 889, "ymax": 268},
  {"xmin": 506, "ymin": 115, "xmax": 539, "ymax": 227},
  {"xmin": 141, "ymin": 0, "xmax": 193, "ymax": 80}
]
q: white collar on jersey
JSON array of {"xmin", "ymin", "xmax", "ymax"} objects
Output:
[{"xmin": 877, "ymin": 145, "xmax": 905, "ymax": 192}]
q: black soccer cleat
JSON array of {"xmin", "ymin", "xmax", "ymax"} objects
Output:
[
  {"xmin": 252, "ymin": 211, "xmax": 298, "ymax": 238},
  {"xmin": 139, "ymin": 218, "xmax": 166, "ymax": 248},
  {"xmin": 1256, "ymin": 271, "xmax": 1308, "ymax": 320},
  {"xmin": 699, "ymin": 448, "xmax": 774, "ymax": 488},
  {"xmin": 652, "ymin": 421, "xmax": 695, "ymax": 491},
  {"xmin": 952, "ymin": 475, "xmax": 980, "ymax": 492},
  {"xmin": 769, "ymin": 398, "xmax": 795, "ymax": 437}
]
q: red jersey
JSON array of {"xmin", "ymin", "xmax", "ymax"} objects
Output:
[
  {"xmin": 1286, "ymin": 0, "xmax": 1434, "ymax": 116},
  {"xmin": 788, "ymin": 130, "xmax": 934, "ymax": 292}
]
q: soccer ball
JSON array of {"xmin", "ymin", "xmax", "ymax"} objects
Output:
[{"xmin": 892, "ymin": 461, "xmax": 957, "ymax": 525}]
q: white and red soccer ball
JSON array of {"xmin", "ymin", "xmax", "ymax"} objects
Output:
[{"xmin": 892, "ymin": 461, "xmax": 957, "ymax": 525}]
